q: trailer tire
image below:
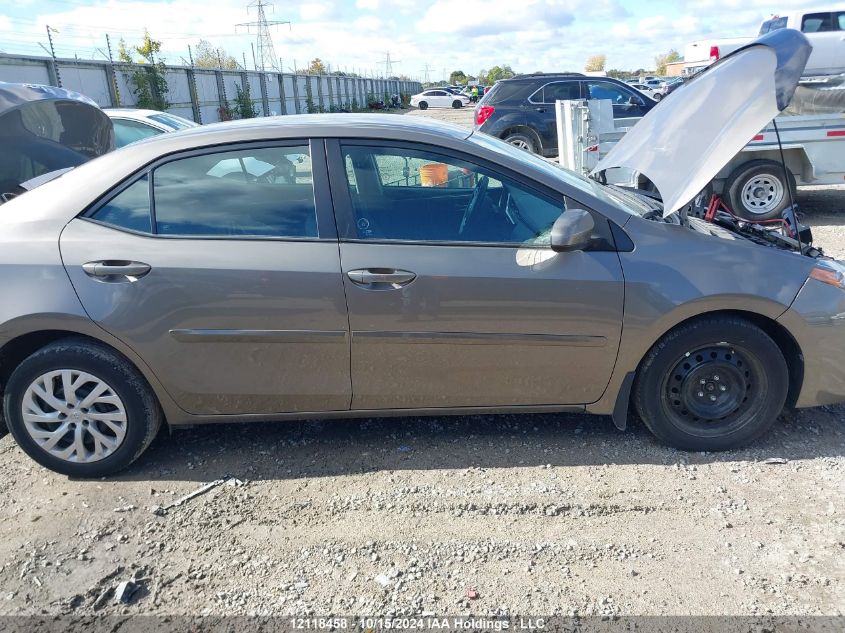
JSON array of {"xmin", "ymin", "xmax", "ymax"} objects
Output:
[{"xmin": 725, "ymin": 159, "xmax": 796, "ymax": 221}]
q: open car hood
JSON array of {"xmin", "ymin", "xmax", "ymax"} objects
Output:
[
  {"xmin": 0, "ymin": 82, "xmax": 113, "ymax": 196},
  {"xmin": 592, "ymin": 29, "xmax": 812, "ymax": 217}
]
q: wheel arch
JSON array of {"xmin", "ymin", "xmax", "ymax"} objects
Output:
[
  {"xmin": 635, "ymin": 309, "xmax": 804, "ymax": 406},
  {"xmin": 499, "ymin": 125, "xmax": 543, "ymax": 153},
  {"xmin": 606, "ymin": 308, "xmax": 805, "ymax": 427},
  {"xmin": 0, "ymin": 325, "xmax": 183, "ymax": 425}
]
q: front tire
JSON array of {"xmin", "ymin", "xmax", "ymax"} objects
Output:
[
  {"xmin": 725, "ymin": 159, "xmax": 796, "ymax": 221},
  {"xmin": 633, "ymin": 317, "xmax": 788, "ymax": 451},
  {"xmin": 452, "ymin": 100, "xmax": 463, "ymax": 109},
  {"xmin": 3, "ymin": 338, "xmax": 162, "ymax": 477},
  {"xmin": 652, "ymin": 92, "xmax": 663, "ymax": 101},
  {"xmin": 418, "ymin": 101, "xmax": 428, "ymax": 110}
]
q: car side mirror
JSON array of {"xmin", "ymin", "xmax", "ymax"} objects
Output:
[{"xmin": 550, "ymin": 209, "xmax": 595, "ymax": 253}]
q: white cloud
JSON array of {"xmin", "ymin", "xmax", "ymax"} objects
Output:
[
  {"xmin": 356, "ymin": 0, "xmax": 379, "ymax": 8},
  {"xmin": 354, "ymin": 16, "xmax": 383, "ymax": 31},
  {"xmin": 299, "ymin": 2, "xmax": 333, "ymax": 21},
  {"xmin": 418, "ymin": 0, "xmax": 580, "ymax": 36}
]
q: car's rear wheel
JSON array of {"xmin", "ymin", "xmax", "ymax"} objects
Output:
[
  {"xmin": 452, "ymin": 100, "xmax": 463, "ymax": 109},
  {"xmin": 503, "ymin": 132, "xmax": 537, "ymax": 154},
  {"xmin": 633, "ymin": 317, "xmax": 788, "ymax": 451},
  {"xmin": 725, "ymin": 159, "xmax": 796, "ymax": 221},
  {"xmin": 418, "ymin": 101, "xmax": 428, "ymax": 110},
  {"xmin": 3, "ymin": 338, "xmax": 162, "ymax": 477}
]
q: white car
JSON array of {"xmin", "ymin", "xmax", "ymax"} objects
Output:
[
  {"xmin": 629, "ymin": 83, "xmax": 662, "ymax": 101},
  {"xmin": 103, "ymin": 108, "xmax": 199, "ymax": 148},
  {"xmin": 410, "ymin": 89, "xmax": 471, "ymax": 110}
]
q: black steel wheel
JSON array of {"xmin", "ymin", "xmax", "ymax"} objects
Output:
[{"xmin": 634, "ymin": 317, "xmax": 788, "ymax": 451}]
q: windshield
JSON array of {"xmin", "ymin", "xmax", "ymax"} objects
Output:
[
  {"xmin": 147, "ymin": 112, "xmax": 198, "ymax": 130},
  {"xmin": 466, "ymin": 130, "xmax": 641, "ymax": 215}
]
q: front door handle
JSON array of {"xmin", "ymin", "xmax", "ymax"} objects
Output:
[
  {"xmin": 82, "ymin": 260, "xmax": 151, "ymax": 281},
  {"xmin": 347, "ymin": 268, "xmax": 416, "ymax": 288}
]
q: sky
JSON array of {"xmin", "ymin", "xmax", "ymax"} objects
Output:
[{"xmin": 0, "ymin": 0, "xmax": 823, "ymax": 79}]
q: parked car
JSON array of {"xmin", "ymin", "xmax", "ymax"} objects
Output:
[
  {"xmin": 1, "ymin": 30, "xmax": 842, "ymax": 477},
  {"xmin": 686, "ymin": 7, "xmax": 845, "ymax": 76},
  {"xmin": 0, "ymin": 82, "xmax": 113, "ymax": 202},
  {"xmin": 629, "ymin": 83, "xmax": 662, "ymax": 101},
  {"xmin": 410, "ymin": 89, "xmax": 470, "ymax": 109},
  {"xmin": 104, "ymin": 108, "xmax": 199, "ymax": 148},
  {"xmin": 474, "ymin": 73, "xmax": 657, "ymax": 156}
]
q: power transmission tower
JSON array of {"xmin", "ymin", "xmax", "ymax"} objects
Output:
[
  {"xmin": 236, "ymin": 0, "xmax": 291, "ymax": 71},
  {"xmin": 380, "ymin": 51, "xmax": 400, "ymax": 78},
  {"xmin": 420, "ymin": 63, "xmax": 432, "ymax": 83}
]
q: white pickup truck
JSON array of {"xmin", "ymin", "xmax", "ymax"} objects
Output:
[
  {"xmin": 555, "ymin": 75, "xmax": 845, "ymax": 221},
  {"xmin": 685, "ymin": 7, "xmax": 845, "ymax": 76}
]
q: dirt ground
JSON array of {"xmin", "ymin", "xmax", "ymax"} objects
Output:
[{"xmin": 0, "ymin": 109, "xmax": 843, "ymax": 620}]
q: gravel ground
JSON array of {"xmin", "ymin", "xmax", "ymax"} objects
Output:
[{"xmin": 0, "ymin": 108, "xmax": 842, "ymax": 620}]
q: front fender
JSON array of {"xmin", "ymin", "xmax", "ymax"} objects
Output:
[{"xmin": 586, "ymin": 214, "xmax": 813, "ymax": 415}]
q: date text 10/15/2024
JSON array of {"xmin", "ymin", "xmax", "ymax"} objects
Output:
[{"xmin": 289, "ymin": 618, "xmax": 547, "ymax": 631}]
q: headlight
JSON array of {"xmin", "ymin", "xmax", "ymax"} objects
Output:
[{"xmin": 810, "ymin": 260, "xmax": 845, "ymax": 290}]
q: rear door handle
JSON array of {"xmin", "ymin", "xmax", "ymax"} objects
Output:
[
  {"xmin": 82, "ymin": 260, "xmax": 151, "ymax": 281},
  {"xmin": 347, "ymin": 268, "xmax": 416, "ymax": 288}
]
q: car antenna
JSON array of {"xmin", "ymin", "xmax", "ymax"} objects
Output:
[{"xmin": 772, "ymin": 118, "xmax": 804, "ymax": 255}]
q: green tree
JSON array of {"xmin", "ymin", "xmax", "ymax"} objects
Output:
[
  {"xmin": 449, "ymin": 70, "xmax": 467, "ymax": 85},
  {"xmin": 654, "ymin": 49, "xmax": 682, "ymax": 75},
  {"xmin": 485, "ymin": 64, "xmax": 515, "ymax": 83},
  {"xmin": 193, "ymin": 40, "xmax": 241, "ymax": 69},
  {"xmin": 584, "ymin": 54, "xmax": 607, "ymax": 72},
  {"xmin": 234, "ymin": 81, "xmax": 258, "ymax": 119},
  {"xmin": 307, "ymin": 58, "xmax": 327, "ymax": 74},
  {"xmin": 118, "ymin": 31, "xmax": 170, "ymax": 111}
]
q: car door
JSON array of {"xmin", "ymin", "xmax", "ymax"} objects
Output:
[
  {"xmin": 585, "ymin": 80, "xmax": 650, "ymax": 118},
  {"xmin": 433, "ymin": 90, "xmax": 452, "ymax": 107},
  {"xmin": 529, "ymin": 81, "xmax": 583, "ymax": 151},
  {"xmin": 60, "ymin": 140, "xmax": 352, "ymax": 416},
  {"xmin": 801, "ymin": 11, "xmax": 844, "ymax": 73},
  {"xmin": 110, "ymin": 118, "xmax": 166, "ymax": 148},
  {"xmin": 327, "ymin": 139, "xmax": 624, "ymax": 410}
]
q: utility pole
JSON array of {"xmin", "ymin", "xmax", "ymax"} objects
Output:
[
  {"xmin": 236, "ymin": 0, "xmax": 291, "ymax": 71},
  {"xmin": 251, "ymin": 42, "xmax": 258, "ymax": 70},
  {"xmin": 380, "ymin": 51, "xmax": 400, "ymax": 78},
  {"xmin": 105, "ymin": 33, "xmax": 121, "ymax": 106},
  {"xmin": 45, "ymin": 25, "xmax": 62, "ymax": 87}
]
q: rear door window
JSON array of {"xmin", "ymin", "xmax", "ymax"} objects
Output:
[
  {"xmin": 111, "ymin": 119, "xmax": 163, "ymax": 148},
  {"xmin": 802, "ymin": 12, "xmax": 835, "ymax": 32},
  {"xmin": 153, "ymin": 145, "xmax": 317, "ymax": 237},
  {"xmin": 539, "ymin": 82, "xmax": 581, "ymax": 103}
]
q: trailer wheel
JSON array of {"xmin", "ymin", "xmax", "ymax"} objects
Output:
[{"xmin": 724, "ymin": 159, "xmax": 796, "ymax": 221}]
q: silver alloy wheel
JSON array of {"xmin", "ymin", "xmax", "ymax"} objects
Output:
[
  {"xmin": 740, "ymin": 173, "xmax": 784, "ymax": 214},
  {"xmin": 508, "ymin": 138, "xmax": 531, "ymax": 151},
  {"xmin": 21, "ymin": 370, "xmax": 127, "ymax": 463}
]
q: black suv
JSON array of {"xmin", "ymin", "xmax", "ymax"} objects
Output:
[{"xmin": 474, "ymin": 73, "xmax": 657, "ymax": 156}]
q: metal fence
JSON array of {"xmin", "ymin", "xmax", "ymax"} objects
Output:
[{"xmin": 0, "ymin": 53, "xmax": 422, "ymax": 123}]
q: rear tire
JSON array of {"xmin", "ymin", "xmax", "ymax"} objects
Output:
[
  {"xmin": 725, "ymin": 159, "xmax": 796, "ymax": 221},
  {"xmin": 633, "ymin": 317, "xmax": 788, "ymax": 451},
  {"xmin": 503, "ymin": 132, "xmax": 538, "ymax": 154},
  {"xmin": 418, "ymin": 101, "xmax": 428, "ymax": 110},
  {"xmin": 3, "ymin": 338, "xmax": 162, "ymax": 477}
]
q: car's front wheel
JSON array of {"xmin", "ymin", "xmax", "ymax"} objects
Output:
[
  {"xmin": 3, "ymin": 338, "xmax": 162, "ymax": 477},
  {"xmin": 452, "ymin": 100, "xmax": 463, "ymax": 109},
  {"xmin": 418, "ymin": 101, "xmax": 428, "ymax": 110},
  {"xmin": 633, "ymin": 317, "xmax": 788, "ymax": 451},
  {"xmin": 652, "ymin": 92, "xmax": 662, "ymax": 101}
]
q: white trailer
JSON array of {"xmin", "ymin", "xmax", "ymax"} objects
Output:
[{"xmin": 556, "ymin": 77, "xmax": 845, "ymax": 220}]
